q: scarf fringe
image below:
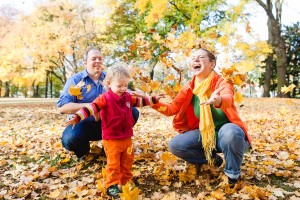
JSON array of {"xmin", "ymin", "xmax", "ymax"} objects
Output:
[{"xmin": 201, "ymin": 125, "xmax": 215, "ymax": 165}]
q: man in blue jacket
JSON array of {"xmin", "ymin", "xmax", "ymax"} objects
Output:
[{"xmin": 57, "ymin": 47, "xmax": 139, "ymax": 159}]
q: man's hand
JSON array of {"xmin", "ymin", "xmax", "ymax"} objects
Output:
[{"xmin": 201, "ymin": 87, "xmax": 224, "ymax": 107}]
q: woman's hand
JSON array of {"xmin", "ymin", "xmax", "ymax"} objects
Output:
[
  {"xmin": 201, "ymin": 87, "xmax": 224, "ymax": 107},
  {"xmin": 129, "ymin": 90, "xmax": 147, "ymax": 98},
  {"xmin": 155, "ymin": 93, "xmax": 166, "ymax": 101}
]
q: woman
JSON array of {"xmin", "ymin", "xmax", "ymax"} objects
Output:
[{"xmin": 151, "ymin": 48, "xmax": 251, "ymax": 187}]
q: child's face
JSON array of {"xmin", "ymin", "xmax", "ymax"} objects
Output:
[{"xmin": 108, "ymin": 77, "xmax": 129, "ymax": 96}]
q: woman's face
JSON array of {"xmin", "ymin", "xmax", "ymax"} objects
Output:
[{"xmin": 190, "ymin": 49, "xmax": 215, "ymax": 80}]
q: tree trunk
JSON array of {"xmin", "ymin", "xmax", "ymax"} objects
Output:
[
  {"xmin": 263, "ymin": 55, "xmax": 272, "ymax": 97},
  {"xmin": 45, "ymin": 70, "xmax": 49, "ymax": 98},
  {"xmin": 268, "ymin": 1, "xmax": 287, "ymax": 97},
  {"xmin": 4, "ymin": 81, "xmax": 10, "ymax": 97},
  {"xmin": 263, "ymin": 18, "xmax": 273, "ymax": 97},
  {"xmin": 50, "ymin": 72, "xmax": 53, "ymax": 98},
  {"xmin": 36, "ymin": 85, "xmax": 39, "ymax": 97},
  {"xmin": 256, "ymin": 0, "xmax": 287, "ymax": 98},
  {"xmin": 0, "ymin": 80, "xmax": 2, "ymax": 97}
]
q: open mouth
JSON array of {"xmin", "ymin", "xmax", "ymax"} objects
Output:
[{"xmin": 193, "ymin": 64, "xmax": 202, "ymax": 69}]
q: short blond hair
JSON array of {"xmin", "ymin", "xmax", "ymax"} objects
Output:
[
  {"xmin": 103, "ymin": 64, "xmax": 130, "ymax": 88},
  {"xmin": 83, "ymin": 46, "xmax": 101, "ymax": 61}
]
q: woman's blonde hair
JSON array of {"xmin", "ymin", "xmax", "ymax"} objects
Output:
[{"xmin": 103, "ymin": 64, "xmax": 130, "ymax": 89}]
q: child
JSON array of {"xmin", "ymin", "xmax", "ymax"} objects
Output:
[{"xmin": 65, "ymin": 64, "xmax": 163, "ymax": 198}]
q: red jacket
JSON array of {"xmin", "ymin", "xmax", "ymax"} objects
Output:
[
  {"xmin": 151, "ymin": 72, "xmax": 252, "ymax": 144},
  {"xmin": 99, "ymin": 90, "xmax": 134, "ymax": 140},
  {"xmin": 75, "ymin": 89, "xmax": 155, "ymax": 140}
]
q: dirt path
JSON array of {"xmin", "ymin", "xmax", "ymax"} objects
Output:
[{"xmin": 0, "ymin": 98, "xmax": 58, "ymax": 106}]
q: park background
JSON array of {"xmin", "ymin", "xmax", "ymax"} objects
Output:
[{"xmin": 0, "ymin": 0, "xmax": 300, "ymax": 199}]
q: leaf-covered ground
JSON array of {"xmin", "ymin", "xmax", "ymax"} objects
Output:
[{"xmin": 0, "ymin": 98, "xmax": 300, "ymax": 200}]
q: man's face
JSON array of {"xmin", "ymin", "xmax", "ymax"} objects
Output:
[{"xmin": 85, "ymin": 49, "xmax": 103, "ymax": 77}]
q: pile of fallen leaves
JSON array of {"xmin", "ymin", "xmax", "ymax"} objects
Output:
[{"xmin": 0, "ymin": 98, "xmax": 299, "ymax": 199}]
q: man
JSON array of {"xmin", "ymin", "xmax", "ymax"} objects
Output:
[{"xmin": 57, "ymin": 47, "xmax": 139, "ymax": 159}]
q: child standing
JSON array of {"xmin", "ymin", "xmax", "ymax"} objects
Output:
[{"xmin": 65, "ymin": 64, "xmax": 162, "ymax": 198}]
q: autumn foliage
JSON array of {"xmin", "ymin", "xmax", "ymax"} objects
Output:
[{"xmin": 1, "ymin": 98, "xmax": 300, "ymax": 199}]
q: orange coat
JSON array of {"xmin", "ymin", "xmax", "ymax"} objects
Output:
[{"xmin": 151, "ymin": 72, "xmax": 252, "ymax": 144}]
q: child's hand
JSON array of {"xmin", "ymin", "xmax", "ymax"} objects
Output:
[
  {"xmin": 65, "ymin": 116, "xmax": 77, "ymax": 129},
  {"xmin": 93, "ymin": 112, "xmax": 100, "ymax": 122}
]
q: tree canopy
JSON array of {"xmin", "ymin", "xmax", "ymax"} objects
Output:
[{"xmin": 0, "ymin": 0, "xmax": 298, "ymax": 98}]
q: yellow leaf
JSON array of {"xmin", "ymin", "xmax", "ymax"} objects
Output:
[
  {"xmin": 234, "ymin": 92, "xmax": 243, "ymax": 103},
  {"xmin": 48, "ymin": 189, "xmax": 61, "ymax": 199},
  {"xmin": 210, "ymin": 189, "xmax": 226, "ymax": 200},
  {"xmin": 278, "ymin": 106, "xmax": 289, "ymax": 115},
  {"xmin": 152, "ymin": 32, "xmax": 163, "ymax": 43},
  {"xmin": 119, "ymin": 182, "xmax": 140, "ymax": 200},
  {"xmin": 218, "ymin": 35, "xmax": 229, "ymax": 46},
  {"xmin": 281, "ymin": 84, "xmax": 296, "ymax": 94},
  {"xmin": 233, "ymin": 74, "xmax": 246, "ymax": 86},
  {"xmin": 0, "ymin": 159, "xmax": 7, "ymax": 166},
  {"xmin": 60, "ymin": 156, "xmax": 70, "ymax": 164},
  {"xmin": 164, "ymin": 74, "xmax": 174, "ymax": 82},
  {"xmin": 173, "ymin": 83, "xmax": 182, "ymax": 93},
  {"xmin": 68, "ymin": 85, "xmax": 82, "ymax": 96},
  {"xmin": 149, "ymin": 81, "xmax": 160, "ymax": 91}
]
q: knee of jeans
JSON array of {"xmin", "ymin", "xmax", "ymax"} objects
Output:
[
  {"xmin": 168, "ymin": 139, "xmax": 179, "ymax": 155},
  {"xmin": 61, "ymin": 130, "xmax": 78, "ymax": 150},
  {"xmin": 132, "ymin": 108, "xmax": 139, "ymax": 123}
]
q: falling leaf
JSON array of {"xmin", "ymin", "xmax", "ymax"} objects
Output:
[
  {"xmin": 281, "ymin": 84, "xmax": 296, "ymax": 94},
  {"xmin": 234, "ymin": 92, "xmax": 243, "ymax": 103},
  {"xmin": 68, "ymin": 85, "xmax": 82, "ymax": 96}
]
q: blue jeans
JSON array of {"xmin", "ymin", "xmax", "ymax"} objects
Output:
[
  {"xmin": 61, "ymin": 107, "xmax": 140, "ymax": 158},
  {"xmin": 168, "ymin": 123, "xmax": 249, "ymax": 179}
]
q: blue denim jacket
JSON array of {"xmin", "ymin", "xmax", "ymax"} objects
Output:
[{"xmin": 57, "ymin": 69, "xmax": 106, "ymax": 121}]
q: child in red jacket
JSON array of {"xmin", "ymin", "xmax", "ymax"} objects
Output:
[{"xmin": 65, "ymin": 64, "xmax": 163, "ymax": 198}]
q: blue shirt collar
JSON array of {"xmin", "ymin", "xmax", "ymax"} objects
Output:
[{"xmin": 83, "ymin": 69, "xmax": 106, "ymax": 81}]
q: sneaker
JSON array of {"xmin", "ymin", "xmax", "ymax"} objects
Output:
[
  {"xmin": 214, "ymin": 154, "xmax": 223, "ymax": 168},
  {"xmin": 107, "ymin": 184, "xmax": 121, "ymax": 199}
]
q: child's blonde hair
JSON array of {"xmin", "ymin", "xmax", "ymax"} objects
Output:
[{"xmin": 103, "ymin": 64, "xmax": 131, "ymax": 89}]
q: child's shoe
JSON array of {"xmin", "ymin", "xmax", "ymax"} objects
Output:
[{"xmin": 107, "ymin": 184, "xmax": 121, "ymax": 199}]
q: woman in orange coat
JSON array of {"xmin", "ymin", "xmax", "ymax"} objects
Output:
[{"xmin": 151, "ymin": 48, "xmax": 251, "ymax": 188}]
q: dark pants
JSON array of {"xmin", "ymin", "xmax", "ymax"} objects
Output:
[{"xmin": 61, "ymin": 107, "xmax": 140, "ymax": 158}]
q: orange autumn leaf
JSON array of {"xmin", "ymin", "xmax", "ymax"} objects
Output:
[{"xmin": 161, "ymin": 152, "xmax": 177, "ymax": 166}]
